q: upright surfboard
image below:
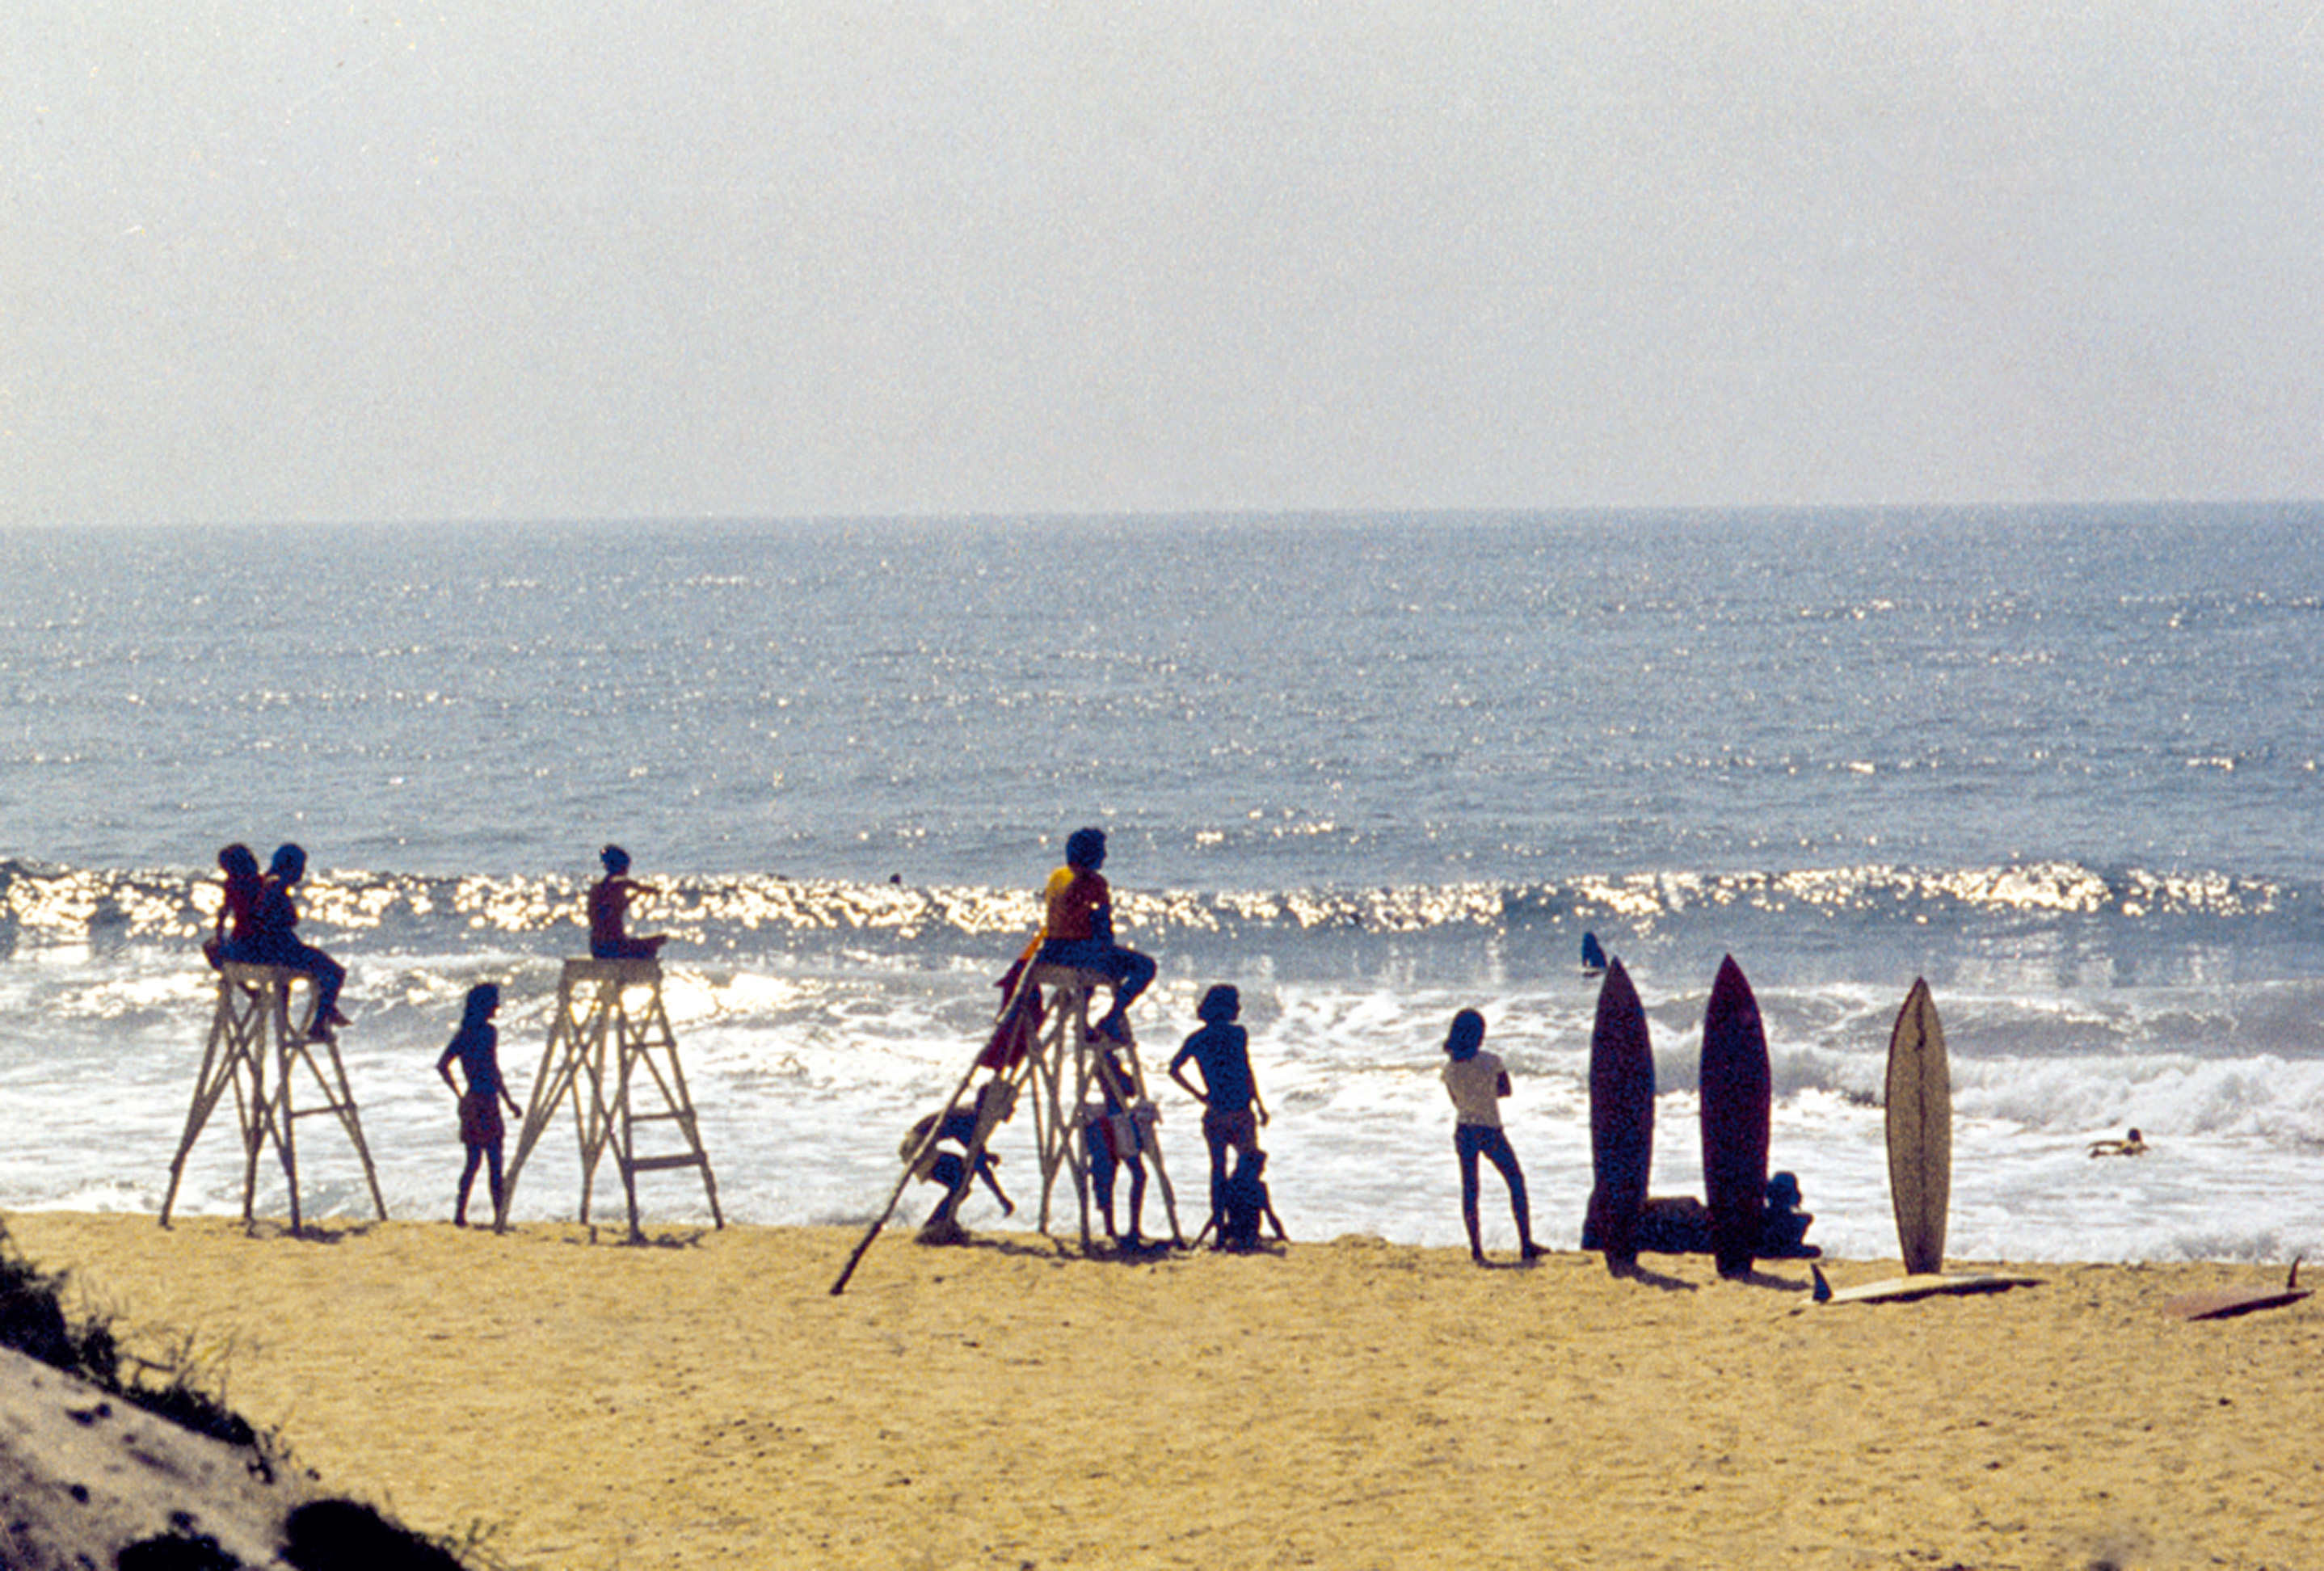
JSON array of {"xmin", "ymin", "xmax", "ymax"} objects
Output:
[
  {"xmin": 1586, "ymin": 958, "xmax": 1654, "ymax": 1270},
  {"xmin": 1699, "ymin": 955, "xmax": 1770, "ymax": 1279},
  {"xmin": 1885, "ymin": 978, "xmax": 1951, "ymax": 1277}
]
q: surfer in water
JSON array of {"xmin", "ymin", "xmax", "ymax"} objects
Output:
[
  {"xmin": 2087, "ymin": 1127, "xmax": 2149, "ymax": 1157},
  {"xmin": 1439, "ymin": 1009, "xmax": 1544, "ymax": 1267},
  {"xmin": 1037, "ymin": 827, "xmax": 1155, "ymax": 1042}
]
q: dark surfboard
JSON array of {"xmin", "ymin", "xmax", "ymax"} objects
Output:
[
  {"xmin": 1699, "ymin": 955, "xmax": 1770, "ymax": 1279},
  {"xmin": 1586, "ymin": 958, "xmax": 1654, "ymax": 1269}
]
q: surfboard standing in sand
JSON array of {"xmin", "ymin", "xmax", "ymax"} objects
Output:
[
  {"xmin": 1586, "ymin": 958, "xmax": 1653, "ymax": 1273},
  {"xmin": 1885, "ymin": 976, "xmax": 1951, "ymax": 1276},
  {"xmin": 1804, "ymin": 979, "xmax": 2043, "ymax": 1308},
  {"xmin": 1699, "ymin": 956, "xmax": 1770, "ymax": 1280}
]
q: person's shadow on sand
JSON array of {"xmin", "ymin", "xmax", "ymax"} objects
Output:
[{"xmin": 1606, "ymin": 1259, "xmax": 1699, "ymax": 1292}]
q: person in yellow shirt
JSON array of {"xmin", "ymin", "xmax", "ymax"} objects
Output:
[{"xmin": 1037, "ymin": 827, "xmax": 1156, "ymax": 1042}]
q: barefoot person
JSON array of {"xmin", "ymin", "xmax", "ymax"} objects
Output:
[
  {"xmin": 1169, "ymin": 983, "xmax": 1269, "ymax": 1247},
  {"xmin": 588, "ymin": 844, "xmax": 669, "ymax": 961},
  {"xmin": 1440, "ymin": 1009, "xmax": 1543, "ymax": 1266},
  {"xmin": 1084, "ymin": 1044, "xmax": 1153, "ymax": 1247},
  {"xmin": 1037, "ymin": 828, "xmax": 1155, "ymax": 1042},
  {"xmin": 436, "ymin": 983, "xmax": 520, "ymax": 1229}
]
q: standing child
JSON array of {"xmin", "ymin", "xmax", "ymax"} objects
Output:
[
  {"xmin": 1441, "ymin": 1008, "xmax": 1543, "ymax": 1266},
  {"xmin": 1169, "ymin": 983, "xmax": 1269, "ymax": 1247},
  {"xmin": 437, "ymin": 983, "xmax": 521, "ymax": 1230},
  {"xmin": 1084, "ymin": 1044, "xmax": 1151, "ymax": 1247},
  {"xmin": 588, "ymin": 844, "xmax": 669, "ymax": 961}
]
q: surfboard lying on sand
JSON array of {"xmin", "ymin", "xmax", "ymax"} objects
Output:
[
  {"xmin": 1586, "ymin": 958, "xmax": 1653, "ymax": 1269},
  {"xmin": 1699, "ymin": 956, "xmax": 1770, "ymax": 1279},
  {"xmin": 1800, "ymin": 1263, "xmax": 2044, "ymax": 1309},
  {"xmin": 1885, "ymin": 978, "xmax": 1951, "ymax": 1277},
  {"xmin": 2162, "ymin": 1260, "xmax": 2312, "ymax": 1321}
]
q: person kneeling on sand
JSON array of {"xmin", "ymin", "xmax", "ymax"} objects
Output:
[
  {"xmin": 436, "ymin": 983, "xmax": 521, "ymax": 1230},
  {"xmin": 1440, "ymin": 1009, "xmax": 1544, "ymax": 1267}
]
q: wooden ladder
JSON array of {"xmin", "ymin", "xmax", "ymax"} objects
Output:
[
  {"xmin": 161, "ymin": 963, "xmax": 387, "ymax": 1232},
  {"xmin": 504, "ymin": 958, "xmax": 725, "ymax": 1240}
]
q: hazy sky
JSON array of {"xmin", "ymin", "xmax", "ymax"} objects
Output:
[{"xmin": 7, "ymin": 3, "xmax": 2322, "ymax": 524}]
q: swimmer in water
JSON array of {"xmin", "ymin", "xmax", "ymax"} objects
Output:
[{"xmin": 2087, "ymin": 1127, "xmax": 2149, "ymax": 1157}]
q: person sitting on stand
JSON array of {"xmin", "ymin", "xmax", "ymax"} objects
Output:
[
  {"xmin": 588, "ymin": 844, "xmax": 669, "ymax": 961},
  {"xmin": 1035, "ymin": 827, "xmax": 1155, "ymax": 1042},
  {"xmin": 201, "ymin": 843, "xmax": 263, "ymax": 971},
  {"xmin": 232, "ymin": 843, "xmax": 349, "ymax": 1041}
]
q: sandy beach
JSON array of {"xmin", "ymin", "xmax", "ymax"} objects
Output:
[{"xmin": 5, "ymin": 1212, "xmax": 2319, "ymax": 1570}]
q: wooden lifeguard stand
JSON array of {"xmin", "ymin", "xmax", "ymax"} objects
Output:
[
  {"xmin": 503, "ymin": 958, "xmax": 723, "ymax": 1240},
  {"xmin": 160, "ymin": 964, "xmax": 387, "ymax": 1232},
  {"xmin": 830, "ymin": 963, "xmax": 1182, "ymax": 1294}
]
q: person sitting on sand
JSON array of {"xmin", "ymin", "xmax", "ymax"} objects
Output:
[
  {"xmin": 1037, "ymin": 827, "xmax": 1155, "ymax": 1042},
  {"xmin": 1084, "ymin": 1045, "xmax": 1152, "ymax": 1247},
  {"xmin": 1759, "ymin": 1170, "xmax": 1820, "ymax": 1258},
  {"xmin": 1440, "ymin": 1009, "xmax": 1544, "ymax": 1267},
  {"xmin": 1170, "ymin": 983, "xmax": 1269, "ymax": 1249},
  {"xmin": 1219, "ymin": 1146, "xmax": 1288, "ymax": 1253},
  {"xmin": 588, "ymin": 844, "xmax": 669, "ymax": 961},
  {"xmin": 201, "ymin": 843, "xmax": 263, "ymax": 971},
  {"xmin": 904, "ymin": 1080, "xmax": 1017, "ymax": 1241},
  {"xmin": 2088, "ymin": 1127, "xmax": 2149, "ymax": 1158},
  {"xmin": 436, "ymin": 983, "xmax": 521, "ymax": 1230},
  {"xmin": 234, "ymin": 844, "xmax": 350, "ymax": 1040}
]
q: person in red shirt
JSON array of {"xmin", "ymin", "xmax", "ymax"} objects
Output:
[
  {"xmin": 1036, "ymin": 827, "xmax": 1155, "ymax": 1042},
  {"xmin": 588, "ymin": 844, "xmax": 669, "ymax": 961},
  {"xmin": 201, "ymin": 843, "xmax": 263, "ymax": 970}
]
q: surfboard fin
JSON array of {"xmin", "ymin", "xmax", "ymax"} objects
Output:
[
  {"xmin": 1811, "ymin": 1262, "xmax": 1831, "ymax": 1303},
  {"xmin": 2288, "ymin": 1256, "xmax": 2303, "ymax": 1291}
]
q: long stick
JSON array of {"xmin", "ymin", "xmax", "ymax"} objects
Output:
[{"xmin": 829, "ymin": 937, "xmax": 1044, "ymax": 1297}]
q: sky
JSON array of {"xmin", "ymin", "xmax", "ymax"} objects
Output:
[{"xmin": 6, "ymin": 2, "xmax": 2323, "ymax": 524}]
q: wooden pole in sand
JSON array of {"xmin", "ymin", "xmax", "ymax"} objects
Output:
[{"xmin": 830, "ymin": 955, "xmax": 1046, "ymax": 1295}]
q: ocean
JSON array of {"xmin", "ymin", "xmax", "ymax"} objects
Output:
[{"xmin": 2, "ymin": 507, "xmax": 2319, "ymax": 1263}]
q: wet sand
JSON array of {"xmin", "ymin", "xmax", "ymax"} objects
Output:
[{"xmin": 6, "ymin": 1212, "xmax": 2320, "ymax": 1569}]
